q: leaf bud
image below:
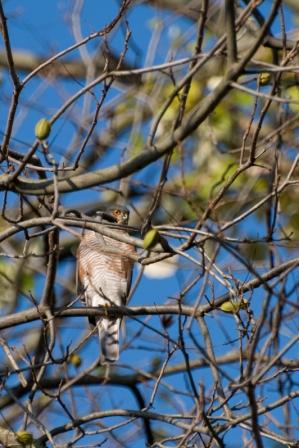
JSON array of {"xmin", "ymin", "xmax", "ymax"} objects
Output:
[
  {"xmin": 35, "ymin": 118, "xmax": 51, "ymax": 140},
  {"xmin": 16, "ymin": 430, "xmax": 34, "ymax": 445},
  {"xmin": 69, "ymin": 353, "xmax": 82, "ymax": 368},
  {"xmin": 143, "ymin": 228, "xmax": 160, "ymax": 249},
  {"xmin": 259, "ymin": 73, "xmax": 271, "ymax": 85},
  {"xmin": 219, "ymin": 299, "xmax": 248, "ymax": 314}
]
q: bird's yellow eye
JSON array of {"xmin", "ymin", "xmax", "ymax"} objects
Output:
[{"xmin": 114, "ymin": 209, "xmax": 121, "ymax": 215}]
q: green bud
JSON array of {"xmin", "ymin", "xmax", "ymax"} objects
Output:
[
  {"xmin": 143, "ymin": 228, "xmax": 160, "ymax": 249},
  {"xmin": 16, "ymin": 430, "xmax": 34, "ymax": 445},
  {"xmin": 219, "ymin": 299, "xmax": 248, "ymax": 314},
  {"xmin": 259, "ymin": 73, "xmax": 271, "ymax": 85},
  {"xmin": 69, "ymin": 353, "xmax": 82, "ymax": 368},
  {"xmin": 35, "ymin": 118, "xmax": 51, "ymax": 140}
]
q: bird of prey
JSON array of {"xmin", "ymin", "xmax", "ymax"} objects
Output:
[{"xmin": 77, "ymin": 206, "xmax": 135, "ymax": 364}]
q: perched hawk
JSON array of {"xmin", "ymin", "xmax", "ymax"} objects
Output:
[{"xmin": 77, "ymin": 206, "xmax": 135, "ymax": 364}]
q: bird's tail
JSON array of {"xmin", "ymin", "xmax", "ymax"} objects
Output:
[{"xmin": 97, "ymin": 318, "xmax": 120, "ymax": 364}]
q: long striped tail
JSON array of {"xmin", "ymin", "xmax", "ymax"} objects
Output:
[{"xmin": 97, "ymin": 318, "xmax": 120, "ymax": 364}]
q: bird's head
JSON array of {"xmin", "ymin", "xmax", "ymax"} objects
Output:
[
  {"xmin": 108, "ymin": 206, "xmax": 130, "ymax": 225},
  {"xmin": 95, "ymin": 206, "xmax": 130, "ymax": 225}
]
